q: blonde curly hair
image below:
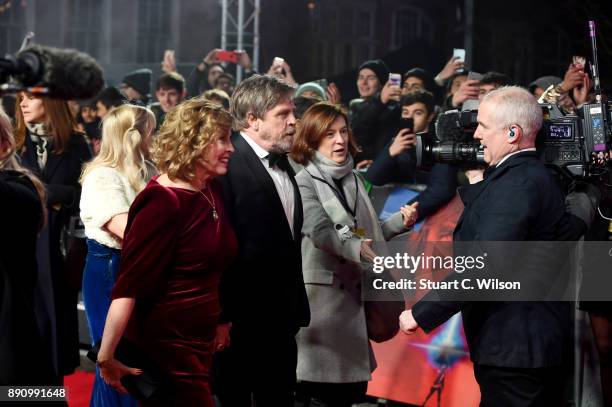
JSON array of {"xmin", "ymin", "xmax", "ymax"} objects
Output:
[{"xmin": 152, "ymin": 97, "xmax": 233, "ymax": 182}]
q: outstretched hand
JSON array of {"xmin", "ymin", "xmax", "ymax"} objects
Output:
[{"xmin": 400, "ymin": 202, "xmax": 419, "ymax": 227}]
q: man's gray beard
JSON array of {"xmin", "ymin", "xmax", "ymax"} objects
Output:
[{"xmin": 269, "ymin": 135, "xmax": 294, "ymax": 153}]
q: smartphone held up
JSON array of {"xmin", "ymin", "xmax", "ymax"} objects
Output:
[
  {"xmin": 389, "ymin": 73, "xmax": 402, "ymax": 87},
  {"xmin": 216, "ymin": 50, "xmax": 240, "ymax": 63}
]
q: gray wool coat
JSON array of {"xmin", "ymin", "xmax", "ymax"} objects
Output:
[{"xmin": 295, "ymin": 162, "xmax": 407, "ymax": 383}]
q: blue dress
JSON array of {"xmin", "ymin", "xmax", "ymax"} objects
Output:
[{"xmin": 82, "ymin": 239, "xmax": 137, "ymax": 407}]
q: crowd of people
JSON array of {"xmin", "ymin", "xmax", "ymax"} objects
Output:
[{"xmin": 0, "ymin": 43, "xmax": 611, "ymax": 407}]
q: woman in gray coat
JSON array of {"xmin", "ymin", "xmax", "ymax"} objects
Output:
[{"xmin": 290, "ymin": 102, "xmax": 417, "ymax": 406}]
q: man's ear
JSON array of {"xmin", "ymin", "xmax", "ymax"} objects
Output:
[
  {"xmin": 246, "ymin": 112, "xmax": 259, "ymax": 131},
  {"xmin": 181, "ymin": 89, "xmax": 187, "ymax": 100},
  {"xmin": 508, "ymin": 124, "xmax": 522, "ymax": 144}
]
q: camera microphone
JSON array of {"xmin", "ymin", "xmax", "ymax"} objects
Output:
[{"xmin": 1, "ymin": 45, "xmax": 104, "ymax": 100}]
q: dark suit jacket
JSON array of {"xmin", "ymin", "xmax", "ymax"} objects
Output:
[
  {"xmin": 412, "ymin": 151, "xmax": 585, "ymax": 368},
  {"xmin": 218, "ymin": 133, "xmax": 310, "ymax": 334}
]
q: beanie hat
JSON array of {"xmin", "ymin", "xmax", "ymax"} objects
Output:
[
  {"xmin": 295, "ymin": 82, "xmax": 327, "ymax": 100},
  {"xmin": 403, "ymin": 67, "xmax": 431, "ymax": 84},
  {"xmin": 358, "ymin": 59, "xmax": 389, "ymax": 85},
  {"xmin": 121, "ymin": 68, "xmax": 152, "ymax": 98}
]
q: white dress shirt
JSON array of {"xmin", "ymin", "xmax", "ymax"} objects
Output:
[
  {"xmin": 496, "ymin": 148, "xmax": 537, "ymax": 168},
  {"xmin": 240, "ymin": 132, "xmax": 295, "ymax": 236}
]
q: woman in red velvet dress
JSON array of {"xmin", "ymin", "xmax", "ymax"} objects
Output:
[{"xmin": 96, "ymin": 98, "xmax": 236, "ymax": 406}]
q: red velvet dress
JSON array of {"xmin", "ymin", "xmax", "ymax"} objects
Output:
[{"xmin": 111, "ymin": 177, "xmax": 237, "ymax": 406}]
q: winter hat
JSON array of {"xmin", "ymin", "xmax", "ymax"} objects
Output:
[
  {"xmin": 358, "ymin": 59, "xmax": 389, "ymax": 84},
  {"xmin": 528, "ymin": 76, "xmax": 562, "ymax": 93},
  {"xmin": 403, "ymin": 67, "xmax": 431, "ymax": 84},
  {"xmin": 295, "ymin": 82, "xmax": 327, "ymax": 100},
  {"xmin": 121, "ymin": 68, "xmax": 152, "ymax": 97}
]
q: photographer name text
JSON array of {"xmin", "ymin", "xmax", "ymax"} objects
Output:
[{"xmin": 372, "ymin": 278, "xmax": 520, "ymax": 291}]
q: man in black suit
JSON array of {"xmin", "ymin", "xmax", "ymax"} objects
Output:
[
  {"xmin": 399, "ymin": 86, "xmax": 589, "ymax": 406},
  {"xmin": 216, "ymin": 74, "xmax": 310, "ymax": 406}
]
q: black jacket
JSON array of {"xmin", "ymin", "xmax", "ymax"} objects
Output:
[
  {"xmin": 20, "ymin": 132, "xmax": 92, "ymax": 269},
  {"xmin": 0, "ymin": 171, "xmax": 56, "ymax": 385},
  {"xmin": 19, "ymin": 131, "xmax": 92, "ymax": 375},
  {"xmin": 350, "ymin": 94, "xmax": 400, "ymax": 162},
  {"xmin": 148, "ymin": 102, "xmax": 166, "ymax": 131},
  {"xmin": 218, "ymin": 133, "xmax": 310, "ymax": 333},
  {"xmin": 412, "ymin": 151, "xmax": 585, "ymax": 368},
  {"xmin": 366, "ymin": 144, "xmax": 459, "ymax": 221}
]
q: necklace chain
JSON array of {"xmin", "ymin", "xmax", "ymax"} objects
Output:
[{"xmin": 198, "ymin": 186, "xmax": 219, "ymax": 221}]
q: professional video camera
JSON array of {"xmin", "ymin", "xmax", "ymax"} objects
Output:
[
  {"xmin": 537, "ymin": 101, "xmax": 611, "ymax": 181},
  {"xmin": 0, "ymin": 33, "xmax": 103, "ymax": 100},
  {"xmin": 529, "ymin": 20, "xmax": 611, "ymax": 187},
  {"xmin": 415, "ymin": 109, "xmax": 483, "ymax": 168},
  {"xmin": 416, "ymin": 21, "xmax": 611, "ymax": 188}
]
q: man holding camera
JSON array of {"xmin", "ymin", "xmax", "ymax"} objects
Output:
[
  {"xmin": 399, "ymin": 86, "xmax": 592, "ymax": 405},
  {"xmin": 366, "ymin": 90, "xmax": 459, "ymax": 222}
]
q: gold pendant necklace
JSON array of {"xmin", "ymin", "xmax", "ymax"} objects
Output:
[{"xmin": 198, "ymin": 186, "xmax": 219, "ymax": 221}]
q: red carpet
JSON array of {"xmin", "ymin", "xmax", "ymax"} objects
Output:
[{"xmin": 64, "ymin": 370, "xmax": 94, "ymax": 407}]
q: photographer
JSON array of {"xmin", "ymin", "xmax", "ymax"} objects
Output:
[
  {"xmin": 366, "ymin": 90, "xmax": 459, "ymax": 222},
  {"xmin": 119, "ymin": 68, "xmax": 152, "ymax": 105},
  {"xmin": 399, "ymin": 86, "xmax": 592, "ymax": 406},
  {"xmin": 538, "ymin": 63, "xmax": 593, "ymax": 114},
  {"xmin": 213, "ymin": 72, "xmax": 236, "ymax": 96},
  {"xmin": 449, "ymin": 71, "xmax": 511, "ymax": 110},
  {"xmin": 186, "ymin": 48, "xmax": 255, "ymax": 97},
  {"xmin": 266, "ymin": 57, "xmax": 297, "ymax": 87}
]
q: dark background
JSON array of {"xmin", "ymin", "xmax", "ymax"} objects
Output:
[{"xmin": 0, "ymin": 0, "xmax": 610, "ymax": 101}]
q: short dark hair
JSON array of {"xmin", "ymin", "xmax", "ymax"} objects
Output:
[
  {"xmin": 96, "ymin": 87, "xmax": 126, "ymax": 109},
  {"xmin": 400, "ymin": 90, "xmax": 435, "ymax": 115},
  {"xmin": 79, "ymin": 99, "xmax": 97, "ymax": 110},
  {"xmin": 481, "ymin": 71, "xmax": 511, "ymax": 87},
  {"xmin": 403, "ymin": 67, "xmax": 430, "ymax": 84},
  {"xmin": 293, "ymin": 95, "xmax": 320, "ymax": 120},
  {"xmin": 156, "ymin": 72, "xmax": 185, "ymax": 92}
]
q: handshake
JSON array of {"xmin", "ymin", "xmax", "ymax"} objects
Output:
[{"xmin": 399, "ymin": 309, "xmax": 419, "ymax": 335}]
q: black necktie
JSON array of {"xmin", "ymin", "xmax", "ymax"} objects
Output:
[{"xmin": 267, "ymin": 152, "xmax": 290, "ymax": 172}]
